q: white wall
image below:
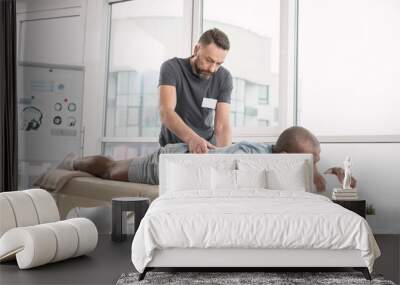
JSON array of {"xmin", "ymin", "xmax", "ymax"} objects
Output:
[
  {"xmin": 16, "ymin": 0, "xmax": 85, "ymax": 66},
  {"xmin": 318, "ymin": 143, "xmax": 400, "ymax": 234}
]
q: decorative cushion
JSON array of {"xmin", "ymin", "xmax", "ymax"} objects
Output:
[
  {"xmin": 1, "ymin": 191, "xmax": 40, "ymax": 227},
  {"xmin": 24, "ymin": 189, "xmax": 60, "ymax": 223},
  {"xmin": 210, "ymin": 169, "xmax": 268, "ymax": 191},
  {"xmin": 212, "ymin": 168, "xmax": 236, "ymax": 190},
  {"xmin": 0, "ymin": 196, "xmax": 16, "ymax": 237},
  {"xmin": 0, "ymin": 189, "xmax": 98, "ymax": 269},
  {"xmin": 238, "ymin": 159, "xmax": 309, "ymax": 191},
  {"xmin": 166, "ymin": 162, "xmax": 212, "ymax": 192},
  {"xmin": 0, "ymin": 218, "xmax": 98, "ymax": 269},
  {"xmin": 266, "ymin": 161, "xmax": 308, "ymax": 191},
  {"xmin": 236, "ymin": 169, "xmax": 268, "ymax": 189},
  {"xmin": 0, "ymin": 189, "xmax": 59, "ymax": 236}
]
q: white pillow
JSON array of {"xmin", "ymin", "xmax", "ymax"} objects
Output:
[
  {"xmin": 236, "ymin": 169, "xmax": 268, "ymax": 189},
  {"xmin": 211, "ymin": 168, "xmax": 268, "ymax": 190},
  {"xmin": 212, "ymin": 168, "xmax": 236, "ymax": 190},
  {"xmin": 167, "ymin": 162, "xmax": 212, "ymax": 191},
  {"xmin": 266, "ymin": 161, "xmax": 308, "ymax": 191}
]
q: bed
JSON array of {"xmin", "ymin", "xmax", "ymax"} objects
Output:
[{"xmin": 131, "ymin": 154, "xmax": 380, "ymax": 280}]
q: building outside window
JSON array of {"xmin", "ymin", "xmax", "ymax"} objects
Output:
[{"xmin": 203, "ymin": 0, "xmax": 282, "ymax": 136}]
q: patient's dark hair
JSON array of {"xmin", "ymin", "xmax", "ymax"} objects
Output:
[
  {"xmin": 198, "ymin": 28, "xmax": 230, "ymax": 50},
  {"xmin": 273, "ymin": 126, "xmax": 319, "ymax": 153}
]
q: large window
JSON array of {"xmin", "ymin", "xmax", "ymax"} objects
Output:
[
  {"xmin": 203, "ymin": 0, "xmax": 290, "ymax": 136},
  {"xmin": 105, "ymin": 0, "xmax": 191, "ymax": 139},
  {"xmin": 298, "ymin": 0, "xmax": 400, "ymax": 137},
  {"xmin": 104, "ymin": 0, "xmax": 191, "ymax": 156}
]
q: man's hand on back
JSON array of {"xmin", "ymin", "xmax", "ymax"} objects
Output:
[{"xmin": 188, "ymin": 135, "xmax": 216, "ymax": 154}]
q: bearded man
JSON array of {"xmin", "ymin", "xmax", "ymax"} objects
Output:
[{"xmin": 158, "ymin": 28, "xmax": 233, "ymax": 153}]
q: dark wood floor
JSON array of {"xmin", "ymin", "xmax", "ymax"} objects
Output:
[
  {"xmin": 374, "ymin": 234, "xmax": 400, "ymax": 284},
  {"xmin": 0, "ymin": 235, "xmax": 398, "ymax": 285}
]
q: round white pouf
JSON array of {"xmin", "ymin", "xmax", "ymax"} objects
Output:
[
  {"xmin": 0, "ymin": 218, "xmax": 98, "ymax": 269},
  {"xmin": 0, "ymin": 189, "xmax": 59, "ymax": 237}
]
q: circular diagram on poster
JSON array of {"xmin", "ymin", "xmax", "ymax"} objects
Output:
[
  {"xmin": 53, "ymin": 116, "xmax": 62, "ymax": 125},
  {"xmin": 68, "ymin": 103, "xmax": 77, "ymax": 112},
  {"xmin": 54, "ymin": 103, "xmax": 62, "ymax": 111}
]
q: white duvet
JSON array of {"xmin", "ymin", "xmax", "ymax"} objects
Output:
[{"xmin": 131, "ymin": 190, "xmax": 380, "ymax": 273}]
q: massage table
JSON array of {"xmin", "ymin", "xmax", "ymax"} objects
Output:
[{"xmin": 35, "ymin": 169, "xmax": 159, "ymax": 219}]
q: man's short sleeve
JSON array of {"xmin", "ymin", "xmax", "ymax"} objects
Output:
[
  {"xmin": 218, "ymin": 70, "xmax": 233, "ymax": 103},
  {"xmin": 158, "ymin": 61, "xmax": 177, "ymax": 87}
]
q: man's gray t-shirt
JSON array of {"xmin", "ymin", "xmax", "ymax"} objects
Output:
[{"xmin": 158, "ymin": 57, "xmax": 233, "ymax": 146}]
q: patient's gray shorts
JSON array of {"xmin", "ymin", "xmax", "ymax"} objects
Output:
[{"xmin": 127, "ymin": 143, "xmax": 189, "ymax": 185}]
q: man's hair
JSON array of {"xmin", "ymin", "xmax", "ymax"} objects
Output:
[
  {"xmin": 198, "ymin": 28, "xmax": 230, "ymax": 50},
  {"xmin": 274, "ymin": 126, "xmax": 319, "ymax": 153}
]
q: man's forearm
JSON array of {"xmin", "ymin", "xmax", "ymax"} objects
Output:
[
  {"xmin": 160, "ymin": 110, "xmax": 198, "ymax": 143},
  {"xmin": 215, "ymin": 126, "xmax": 232, "ymax": 147}
]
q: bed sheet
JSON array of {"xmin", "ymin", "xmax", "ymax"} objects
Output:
[{"xmin": 131, "ymin": 190, "xmax": 380, "ymax": 273}]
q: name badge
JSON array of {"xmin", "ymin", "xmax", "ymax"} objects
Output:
[{"xmin": 201, "ymin": 98, "xmax": 217, "ymax": 109}]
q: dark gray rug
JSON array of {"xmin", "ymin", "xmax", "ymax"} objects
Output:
[{"xmin": 116, "ymin": 271, "xmax": 396, "ymax": 285}]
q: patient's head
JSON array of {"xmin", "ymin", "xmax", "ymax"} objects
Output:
[{"xmin": 273, "ymin": 126, "xmax": 320, "ymax": 163}]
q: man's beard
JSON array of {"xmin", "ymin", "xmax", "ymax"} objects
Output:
[{"xmin": 193, "ymin": 57, "xmax": 214, "ymax": 79}]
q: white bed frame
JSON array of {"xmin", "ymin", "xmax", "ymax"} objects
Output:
[
  {"xmin": 148, "ymin": 248, "xmax": 365, "ymax": 268},
  {"xmin": 139, "ymin": 154, "xmax": 371, "ymax": 280}
]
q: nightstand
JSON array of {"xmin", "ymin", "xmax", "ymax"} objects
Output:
[
  {"xmin": 111, "ymin": 197, "xmax": 150, "ymax": 242},
  {"xmin": 332, "ymin": 199, "xmax": 366, "ymax": 218}
]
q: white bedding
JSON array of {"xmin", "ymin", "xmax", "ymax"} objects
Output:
[{"xmin": 131, "ymin": 190, "xmax": 380, "ymax": 273}]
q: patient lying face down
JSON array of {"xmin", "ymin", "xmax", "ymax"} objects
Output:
[{"xmin": 56, "ymin": 126, "xmax": 356, "ymax": 192}]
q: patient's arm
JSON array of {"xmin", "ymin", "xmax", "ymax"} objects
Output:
[
  {"xmin": 313, "ymin": 164, "xmax": 326, "ymax": 192},
  {"xmin": 324, "ymin": 167, "xmax": 357, "ymax": 188}
]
